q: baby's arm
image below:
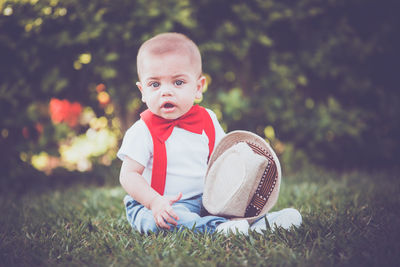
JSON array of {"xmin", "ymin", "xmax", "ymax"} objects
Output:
[{"xmin": 119, "ymin": 156, "xmax": 182, "ymax": 229}]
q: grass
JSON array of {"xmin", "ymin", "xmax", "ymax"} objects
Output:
[{"xmin": 1, "ymin": 168, "xmax": 399, "ymax": 266}]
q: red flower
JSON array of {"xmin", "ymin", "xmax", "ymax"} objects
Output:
[{"xmin": 49, "ymin": 98, "xmax": 82, "ymax": 127}]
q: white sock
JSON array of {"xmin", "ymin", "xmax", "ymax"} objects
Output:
[
  {"xmin": 216, "ymin": 220, "xmax": 249, "ymax": 236},
  {"xmin": 250, "ymin": 208, "xmax": 302, "ymax": 234}
]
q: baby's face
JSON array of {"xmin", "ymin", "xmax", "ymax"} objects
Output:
[{"xmin": 137, "ymin": 51, "xmax": 205, "ymax": 120}]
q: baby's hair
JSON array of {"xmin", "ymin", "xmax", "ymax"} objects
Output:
[{"xmin": 137, "ymin": 32, "xmax": 202, "ymax": 80}]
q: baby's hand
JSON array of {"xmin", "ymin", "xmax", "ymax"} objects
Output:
[{"xmin": 150, "ymin": 192, "xmax": 182, "ymax": 229}]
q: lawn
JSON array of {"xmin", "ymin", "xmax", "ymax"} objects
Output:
[{"xmin": 1, "ymin": 168, "xmax": 399, "ymax": 266}]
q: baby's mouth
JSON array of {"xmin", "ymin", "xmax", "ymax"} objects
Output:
[
  {"xmin": 162, "ymin": 102, "xmax": 176, "ymax": 110},
  {"xmin": 163, "ymin": 103, "xmax": 175, "ymax": 108}
]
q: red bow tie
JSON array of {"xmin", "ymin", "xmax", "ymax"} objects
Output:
[
  {"xmin": 140, "ymin": 105, "xmax": 215, "ymax": 195},
  {"xmin": 142, "ymin": 105, "xmax": 205, "ymax": 143}
]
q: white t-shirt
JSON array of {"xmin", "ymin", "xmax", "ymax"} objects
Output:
[{"xmin": 117, "ymin": 108, "xmax": 226, "ymax": 200}]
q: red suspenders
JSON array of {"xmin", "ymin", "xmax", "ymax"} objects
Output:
[{"xmin": 141, "ymin": 106, "xmax": 216, "ymax": 195}]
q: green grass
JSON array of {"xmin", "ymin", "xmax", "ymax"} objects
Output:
[{"xmin": 1, "ymin": 168, "xmax": 399, "ymax": 266}]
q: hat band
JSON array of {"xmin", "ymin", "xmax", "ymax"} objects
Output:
[{"xmin": 244, "ymin": 143, "xmax": 278, "ymax": 217}]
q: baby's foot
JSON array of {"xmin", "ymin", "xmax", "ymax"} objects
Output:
[
  {"xmin": 216, "ymin": 220, "xmax": 249, "ymax": 236},
  {"xmin": 251, "ymin": 208, "xmax": 302, "ymax": 234}
]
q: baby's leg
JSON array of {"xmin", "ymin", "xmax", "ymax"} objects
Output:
[
  {"xmin": 172, "ymin": 196, "xmax": 227, "ymax": 233},
  {"xmin": 124, "ymin": 195, "xmax": 158, "ymax": 234},
  {"xmin": 124, "ymin": 194, "xmax": 227, "ymax": 234},
  {"xmin": 172, "ymin": 203, "xmax": 202, "ymax": 228}
]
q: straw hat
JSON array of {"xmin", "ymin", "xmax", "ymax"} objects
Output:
[{"xmin": 203, "ymin": 131, "xmax": 281, "ymax": 224}]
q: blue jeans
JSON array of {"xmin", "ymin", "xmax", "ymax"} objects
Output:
[{"xmin": 124, "ymin": 194, "xmax": 228, "ymax": 234}]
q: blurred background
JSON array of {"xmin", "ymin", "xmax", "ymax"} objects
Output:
[{"xmin": 1, "ymin": 0, "xmax": 399, "ymax": 191}]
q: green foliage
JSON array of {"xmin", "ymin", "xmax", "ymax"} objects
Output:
[
  {"xmin": 1, "ymin": 169, "xmax": 399, "ymax": 266},
  {"xmin": 0, "ymin": 0, "xmax": 399, "ymax": 176},
  {"xmin": 196, "ymin": 0, "xmax": 400, "ymax": 168}
]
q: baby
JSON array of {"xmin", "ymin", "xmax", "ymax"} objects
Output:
[
  {"xmin": 118, "ymin": 32, "xmax": 302, "ymax": 235},
  {"xmin": 118, "ymin": 32, "xmax": 249, "ymax": 234}
]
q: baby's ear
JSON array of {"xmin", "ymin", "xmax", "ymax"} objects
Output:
[
  {"xmin": 136, "ymin": 82, "xmax": 146, "ymax": 102},
  {"xmin": 195, "ymin": 76, "xmax": 206, "ymax": 99}
]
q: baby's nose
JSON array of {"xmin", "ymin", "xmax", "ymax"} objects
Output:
[{"xmin": 161, "ymin": 85, "xmax": 173, "ymax": 96}]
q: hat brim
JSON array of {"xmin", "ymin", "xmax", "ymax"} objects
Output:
[{"xmin": 205, "ymin": 130, "xmax": 282, "ymax": 223}]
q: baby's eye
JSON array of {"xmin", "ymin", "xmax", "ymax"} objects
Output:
[
  {"xmin": 175, "ymin": 80, "xmax": 184, "ymax": 86},
  {"xmin": 150, "ymin": 82, "xmax": 160, "ymax": 88}
]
